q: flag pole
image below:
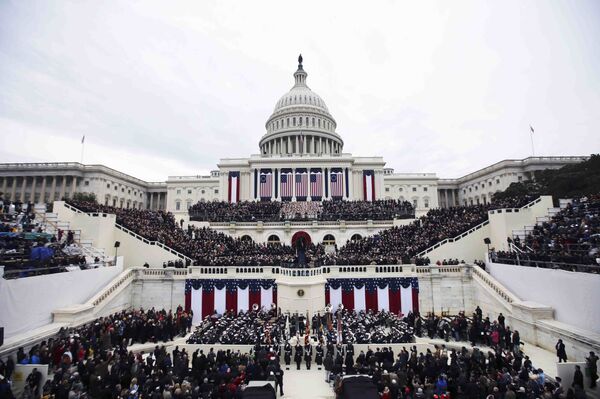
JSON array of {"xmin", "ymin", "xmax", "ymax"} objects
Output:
[
  {"xmin": 529, "ymin": 125, "xmax": 535, "ymax": 157},
  {"xmin": 80, "ymin": 135, "xmax": 85, "ymax": 164}
]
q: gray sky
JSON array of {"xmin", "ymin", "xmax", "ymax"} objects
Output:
[{"xmin": 1, "ymin": 1, "xmax": 599, "ymax": 182}]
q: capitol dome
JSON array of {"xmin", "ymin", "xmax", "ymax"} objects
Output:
[{"xmin": 259, "ymin": 55, "xmax": 343, "ymax": 156}]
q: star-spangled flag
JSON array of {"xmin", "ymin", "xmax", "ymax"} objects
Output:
[
  {"xmin": 185, "ymin": 279, "xmax": 277, "ymax": 321},
  {"xmin": 295, "ymin": 171, "xmax": 308, "ymax": 198},
  {"xmin": 310, "ymin": 171, "xmax": 323, "ymax": 198},
  {"xmin": 260, "ymin": 172, "xmax": 273, "ymax": 199},
  {"xmin": 324, "ymin": 277, "xmax": 419, "ymax": 315},
  {"xmin": 281, "ymin": 172, "xmax": 293, "ymax": 198},
  {"xmin": 330, "ymin": 171, "xmax": 343, "ymax": 198}
]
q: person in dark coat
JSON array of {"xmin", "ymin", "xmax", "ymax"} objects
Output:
[
  {"xmin": 555, "ymin": 339, "xmax": 567, "ymax": 362},
  {"xmin": 315, "ymin": 344, "xmax": 324, "ymax": 366},
  {"xmin": 284, "ymin": 343, "xmax": 292, "ymax": 366},
  {"xmin": 274, "ymin": 364, "xmax": 284, "ymax": 396},
  {"xmin": 304, "ymin": 343, "xmax": 313, "ymax": 370},
  {"xmin": 572, "ymin": 365, "xmax": 584, "ymax": 389},
  {"xmin": 586, "ymin": 351, "xmax": 598, "ymax": 388},
  {"xmin": 294, "ymin": 345, "xmax": 302, "ymax": 370}
]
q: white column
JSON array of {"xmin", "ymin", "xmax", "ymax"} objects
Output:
[
  {"xmin": 149, "ymin": 193, "xmax": 154, "ymax": 210},
  {"xmin": 1, "ymin": 177, "xmax": 7, "ymax": 199},
  {"xmin": 10, "ymin": 178, "xmax": 17, "ymax": 201},
  {"xmin": 271, "ymin": 171, "xmax": 276, "ymax": 201},
  {"xmin": 348, "ymin": 169, "xmax": 354, "ymax": 200},
  {"xmin": 295, "ymin": 136, "xmax": 299, "ymax": 154},
  {"xmin": 20, "ymin": 176, "xmax": 27, "ymax": 202},
  {"xmin": 30, "ymin": 177, "xmax": 37, "ymax": 203},
  {"xmin": 321, "ymin": 168, "xmax": 327, "ymax": 199},
  {"xmin": 59, "ymin": 177, "xmax": 66, "ymax": 200},
  {"xmin": 40, "ymin": 177, "xmax": 47, "ymax": 203},
  {"xmin": 70, "ymin": 176, "xmax": 77, "ymax": 198},
  {"xmin": 50, "ymin": 176, "xmax": 56, "ymax": 202},
  {"xmin": 292, "ymin": 168, "xmax": 296, "ymax": 201}
]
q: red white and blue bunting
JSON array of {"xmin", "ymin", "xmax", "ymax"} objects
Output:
[
  {"xmin": 185, "ymin": 279, "xmax": 277, "ymax": 323},
  {"xmin": 325, "ymin": 278, "xmax": 419, "ymax": 316}
]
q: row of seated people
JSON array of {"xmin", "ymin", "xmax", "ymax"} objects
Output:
[
  {"xmin": 0, "ymin": 199, "xmax": 97, "ymax": 278},
  {"xmin": 188, "ymin": 199, "xmax": 415, "ymax": 222},
  {"xmin": 186, "ymin": 308, "xmax": 415, "ymax": 345},
  {"xmin": 0, "ymin": 306, "xmax": 286, "ymax": 399},
  {"xmin": 66, "ymin": 195, "xmax": 533, "ymax": 267},
  {"xmin": 490, "ymin": 250, "xmax": 600, "ymax": 273},
  {"xmin": 510, "ymin": 195, "xmax": 600, "ymax": 266}
]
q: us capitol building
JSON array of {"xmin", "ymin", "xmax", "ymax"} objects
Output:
[{"xmin": 0, "ymin": 56, "xmax": 585, "ymax": 220}]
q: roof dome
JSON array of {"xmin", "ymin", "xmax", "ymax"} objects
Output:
[
  {"xmin": 259, "ymin": 55, "xmax": 343, "ymax": 157},
  {"xmin": 273, "ymin": 84, "xmax": 330, "ymax": 115},
  {"xmin": 269, "ymin": 54, "xmax": 333, "ymax": 118}
]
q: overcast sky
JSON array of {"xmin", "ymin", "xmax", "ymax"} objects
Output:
[{"xmin": 1, "ymin": 1, "xmax": 598, "ymax": 182}]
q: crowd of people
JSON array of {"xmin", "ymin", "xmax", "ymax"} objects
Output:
[
  {"xmin": 488, "ymin": 195, "xmax": 600, "ymax": 273},
  {"xmin": 326, "ymin": 308, "xmax": 598, "ymax": 399},
  {"xmin": 188, "ymin": 201, "xmax": 281, "ymax": 223},
  {"xmin": 0, "ymin": 306, "xmax": 289, "ymax": 399},
  {"xmin": 186, "ymin": 308, "xmax": 285, "ymax": 345},
  {"xmin": 188, "ymin": 199, "xmax": 415, "ymax": 222},
  {"xmin": 511, "ymin": 195, "xmax": 599, "ymax": 266},
  {"xmin": 0, "ymin": 198, "xmax": 95, "ymax": 279},
  {"xmin": 1, "ymin": 304, "xmax": 598, "ymax": 398},
  {"xmin": 320, "ymin": 200, "xmax": 414, "ymax": 221},
  {"xmin": 332, "ymin": 205, "xmax": 491, "ymax": 265},
  {"xmin": 67, "ymin": 195, "xmax": 536, "ymax": 268}
]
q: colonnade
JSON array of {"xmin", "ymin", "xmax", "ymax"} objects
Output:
[
  {"xmin": 261, "ymin": 135, "xmax": 341, "ymax": 156},
  {"xmin": 0, "ymin": 175, "xmax": 77, "ymax": 203},
  {"xmin": 438, "ymin": 188, "xmax": 459, "ymax": 208},
  {"xmin": 147, "ymin": 192, "xmax": 167, "ymax": 211}
]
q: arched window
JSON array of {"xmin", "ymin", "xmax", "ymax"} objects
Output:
[
  {"xmin": 241, "ymin": 235, "xmax": 252, "ymax": 242},
  {"xmin": 318, "ymin": 119, "xmax": 321, "ymax": 128},
  {"xmin": 323, "ymin": 234, "xmax": 336, "ymax": 245},
  {"xmin": 350, "ymin": 234, "xmax": 362, "ymax": 242},
  {"xmin": 293, "ymin": 117, "xmax": 296, "ymax": 126},
  {"xmin": 267, "ymin": 235, "xmax": 280, "ymax": 245},
  {"xmin": 312, "ymin": 117, "xmax": 315, "ymax": 126}
]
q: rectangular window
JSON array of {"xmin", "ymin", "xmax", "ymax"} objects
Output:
[
  {"xmin": 214, "ymin": 189, "xmax": 219, "ymax": 194},
  {"xmin": 175, "ymin": 202, "xmax": 180, "ymax": 211},
  {"xmin": 177, "ymin": 189, "xmax": 181, "ymax": 195},
  {"xmin": 84, "ymin": 181, "xmax": 90, "ymax": 186},
  {"xmin": 188, "ymin": 189, "xmax": 192, "ymax": 194},
  {"xmin": 412, "ymin": 187, "xmax": 417, "ymax": 192},
  {"xmin": 423, "ymin": 187, "xmax": 428, "ymax": 192}
]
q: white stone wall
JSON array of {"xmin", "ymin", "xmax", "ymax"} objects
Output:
[
  {"xmin": 166, "ymin": 177, "xmax": 221, "ymax": 216},
  {"xmin": 487, "ymin": 196, "xmax": 554, "ymax": 251},
  {"xmin": 382, "ymin": 174, "xmax": 439, "ymax": 210}
]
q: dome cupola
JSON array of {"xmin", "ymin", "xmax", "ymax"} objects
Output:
[{"xmin": 259, "ymin": 55, "xmax": 343, "ymax": 156}]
